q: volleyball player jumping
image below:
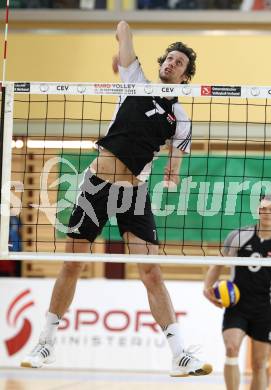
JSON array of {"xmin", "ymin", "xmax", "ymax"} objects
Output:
[{"xmin": 21, "ymin": 20, "xmax": 212, "ymax": 377}]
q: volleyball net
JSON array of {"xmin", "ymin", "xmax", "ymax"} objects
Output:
[{"xmin": 1, "ymin": 82, "xmax": 271, "ymax": 266}]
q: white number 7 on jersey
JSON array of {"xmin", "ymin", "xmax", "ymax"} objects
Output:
[{"xmin": 145, "ymin": 100, "xmax": 165, "ymax": 117}]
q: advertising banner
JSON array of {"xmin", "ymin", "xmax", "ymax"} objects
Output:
[{"xmin": 0, "ymin": 278, "xmax": 248, "ymax": 373}]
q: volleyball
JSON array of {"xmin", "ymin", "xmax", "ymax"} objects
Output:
[{"xmin": 214, "ymin": 281, "xmax": 240, "ymax": 308}]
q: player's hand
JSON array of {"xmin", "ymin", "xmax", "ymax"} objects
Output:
[
  {"xmin": 112, "ymin": 55, "xmax": 119, "ymax": 74},
  {"xmin": 163, "ymin": 166, "xmax": 180, "ymax": 188},
  {"xmin": 203, "ymin": 286, "xmax": 223, "ymax": 308}
]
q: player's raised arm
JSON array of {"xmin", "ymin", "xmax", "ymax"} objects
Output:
[{"xmin": 112, "ymin": 21, "xmax": 136, "ymax": 73}]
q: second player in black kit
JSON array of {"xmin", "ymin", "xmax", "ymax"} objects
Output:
[
  {"xmin": 204, "ymin": 195, "xmax": 271, "ymax": 390},
  {"xmin": 222, "ymin": 225, "xmax": 271, "ymax": 343}
]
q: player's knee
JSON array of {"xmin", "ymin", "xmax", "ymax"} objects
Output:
[
  {"xmin": 62, "ymin": 261, "xmax": 85, "ymax": 276},
  {"xmin": 225, "ymin": 343, "xmax": 240, "ymax": 357},
  {"xmin": 251, "ymin": 357, "xmax": 268, "ymax": 372},
  {"xmin": 139, "ymin": 264, "xmax": 163, "ymax": 290}
]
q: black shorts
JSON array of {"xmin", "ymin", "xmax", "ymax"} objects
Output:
[
  {"xmin": 222, "ymin": 307, "xmax": 271, "ymax": 343},
  {"xmin": 67, "ymin": 170, "xmax": 158, "ymax": 245}
]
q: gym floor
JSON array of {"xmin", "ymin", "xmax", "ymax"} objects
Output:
[{"xmin": 0, "ymin": 369, "xmax": 259, "ymax": 390}]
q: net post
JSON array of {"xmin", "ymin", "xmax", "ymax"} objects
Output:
[{"xmin": 0, "ymin": 82, "xmax": 14, "ymax": 257}]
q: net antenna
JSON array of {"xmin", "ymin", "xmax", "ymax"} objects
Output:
[
  {"xmin": 2, "ymin": 0, "xmax": 10, "ymax": 84},
  {"xmin": 0, "ymin": 0, "xmax": 13, "ymax": 257},
  {"xmin": 1, "ymin": 82, "xmax": 271, "ymax": 267}
]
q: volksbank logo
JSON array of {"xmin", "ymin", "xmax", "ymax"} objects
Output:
[{"xmin": 201, "ymin": 86, "xmax": 241, "ymax": 97}]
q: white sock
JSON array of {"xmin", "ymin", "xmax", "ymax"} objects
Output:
[
  {"xmin": 162, "ymin": 323, "xmax": 184, "ymax": 358},
  {"xmin": 40, "ymin": 312, "xmax": 60, "ymax": 345}
]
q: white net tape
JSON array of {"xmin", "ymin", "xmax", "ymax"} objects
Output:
[{"xmin": 9, "ymin": 82, "xmax": 271, "ymax": 98}]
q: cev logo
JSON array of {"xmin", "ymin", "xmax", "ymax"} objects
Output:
[{"xmin": 5, "ymin": 289, "xmax": 34, "ymax": 356}]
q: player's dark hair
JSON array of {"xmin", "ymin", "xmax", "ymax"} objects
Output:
[{"xmin": 157, "ymin": 42, "xmax": 197, "ymax": 84}]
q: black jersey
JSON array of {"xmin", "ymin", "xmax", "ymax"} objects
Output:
[
  {"xmin": 223, "ymin": 225, "xmax": 271, "ymax": 315},
  {"xmin": 98, "ymin": 95, "xmax": 181, "ymax": 177},
  {"xmin": 96, "ymin": 59, "xmax": 191, "ymax": 181}
]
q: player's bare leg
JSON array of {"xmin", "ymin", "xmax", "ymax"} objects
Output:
[
  {"xmin": 223, "ymin": 328, "xmax": 245, "ymax": 390},
  {"xmin": 123, "ymin": 232, "xmax": 175, "ymax": 326},
  {"xmin": 21, "ymin": 237, "xmax": 90, "ymax": 368},
  {"xmin": 49, "ymin": 237, "xmax": 89, "ymax": 317},
  {"xmin": 266, "ymin": 347, "xmax": 271, "ymax": 388},
  {"xmin": 123, "ymin": 231, "xmax": 212, "ymax": 377},
  {"xmin": 250, "ymin": 339, "xmax": 270, "ymax": 390}
]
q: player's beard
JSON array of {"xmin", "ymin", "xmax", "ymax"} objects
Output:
[{"xmin": 159, "ymin": 69, "xmax": 171, "ymax": 83}]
